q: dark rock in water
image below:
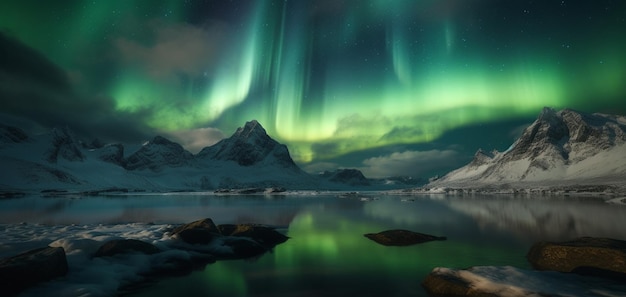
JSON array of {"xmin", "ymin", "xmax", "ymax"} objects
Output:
[
  {"xmin": 171, "ymin": 219, "xmax": 289, "ymax": 260},
  {"xmin": 171, "ymin": 218, "xmax": 220, "ymax": 244},
  {"xmin": 218, "ymin": 224, "xmax": 289, "ymax": 248},
  {"xmin": 527, "ymin": 237, "xmax": 626, "ymax": 279},
  {"xmin": 364, "ymin": 229, "xmax": 446, "ymax": 246},
  {"xmin": 221, "ymin": 237, "xmax": 267, "ymax": 259},
  {"xmin": 0, "ymin": 246, "xmax": 68, "ymax": 296},
  {"xmin": 94, "ymin": 239, "xmax": 160, "ymax": 257}
]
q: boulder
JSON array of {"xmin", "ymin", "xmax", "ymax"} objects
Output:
[
  {"xmin": 171, "ymin": 218, "xmax": 220, "ymax": 244},
  {"xmin": 422, "ymin": 268, "xmax": 477, "ymax": 296},
  {"xmin": 0, "ymin": 246, "xmax": 68, "ymax": 296},
  {"xmin": 221, "ymin": 237, "xmax": 267, "ymax": 259},
  {"xmin": 527, "ymin": 237, "xmax": 626, "ymax": 279},
  {"xmin": 422, "ymin": 265, "xmax": 626, "ymax": 297},
  {"xmin": 218, "ymin": 224, "xmax": 289, "ymax": 248},
  {"xmin": 94, "ymin": 239, "xmax": 160, "ymax": 257},
  {"xmin": 364, "ymin": 229, "xmax": 446, "ymax": 246}
]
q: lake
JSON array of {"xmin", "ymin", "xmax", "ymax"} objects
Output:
[{"xmin": 2, "ymin": 192, "xmax": 625, "ymax": 296}]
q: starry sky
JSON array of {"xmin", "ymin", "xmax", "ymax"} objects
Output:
[{"xmin": 1, "ymin": 0, "xmax": 625, "ymax": 179}]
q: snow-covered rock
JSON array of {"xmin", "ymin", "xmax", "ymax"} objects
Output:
[
  {"xmin": 422, "ymin": 266, "xmax": 626, "ymax": 297},
  {"xmin": 429, "ymin": 107, "xmax": 626, "ymax": 190}
]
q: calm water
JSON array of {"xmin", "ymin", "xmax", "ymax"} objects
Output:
[{"xmin": 2, "ymin": 193, "xmax": 626, "ymax": 296}]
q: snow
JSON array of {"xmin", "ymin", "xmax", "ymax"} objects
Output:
[
  {"xmin": 428, "ymin": 266, "xmax": 626, "ymax": 297},
  {"xmin": 0, "ymin": 128, "xmax": 321, "ymax": 192},
  {"xmin": 0, "ymin": 221, "xmax": 259, "ymax": 297},
  {"xmin": 1, "ymin": 223, "xmax": 173, "ymax": 296},
  {"xmin": 428, "ymin": 107, "xmax": 626, "ymax": 192}
]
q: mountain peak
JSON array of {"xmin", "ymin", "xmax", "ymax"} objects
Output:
[
  {"xmin": 232, "ymin": 120, "xmax": 268, "ymax": 142},
  {"xmin": 197, "ymin": 120, "xmax": 299, "ymax": 169},
  {"xmin": 125, "ymin": 135, "xmax": 193, "ymax": 171}
]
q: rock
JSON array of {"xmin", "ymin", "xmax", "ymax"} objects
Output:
[
  {"xmin": 0, "ymin": 246, "xmax": 68, "ymax": 296},
  {"xmin": 218, "ymin": 224, "xmax": 289, "ymax": 247},
  {"xmin": 171, "ymin": 218, "xmax": 220, "ymax": 244},
  {"xmin": 422, "ymin": 265, "xmax": 626, "ymax": 297},
  {"xmin": 221, "ymin": 237, "xmax": 268, "ymax": 259},
  {"xmin": 422, "ymin": 268, "xmax": 476, "ymax": 296},
  {"xmin": 94, "ymin": 239, "xmax": 160, "ymax": 257},
  {"xmin": 364, "ymin": 229, "xmax": 446, "ymax": 246},
  {"xmin": 527, "ymin": 237, "xmax": 626, "ymax": 279}
]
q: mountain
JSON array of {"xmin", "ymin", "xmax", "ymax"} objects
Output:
[
  {"xmin": 0, "ymin": 120, "xmax": 322, "ymax": 192},
  {"xmin": 197, "ymin": 120, "xmax": 299, "ymax": 170},
  {"xmin": 124, "ymin": 136, "xmax": 194, "ymax": 171},
  {"xmin": 318, "ymin": 169, "xmax": 370, "ymax": 186},
  {"xmin": 427, "ymin": 107, "xmax": 626, "ymax": 191}
]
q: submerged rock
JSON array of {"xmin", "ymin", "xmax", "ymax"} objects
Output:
[
  {"xmin": 527, "ymin": 237, "xmax": 626, "ymax": 279},
  {"xmin": 218, "ymin": 224, "xmax": 289, "ymax": 248},
  {"xmin": 364, "ymin": 229, "xmax": 446, "ymax": 246},
  {"xmin": 171, "ymin": 218, "xmax": 220, "ymax": 244},
  {"xmin": 0, "ymin": 246, "xmax": 68, "ymax": 296},
  {"xmin": 94, "ymin": 239, "xmax": 160, "ymax": 257}
]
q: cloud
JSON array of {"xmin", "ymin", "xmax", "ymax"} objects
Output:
[
  {"xmin": 114, "ymin": 20, "xmax": 227, "ymax": 80},
  {"xmin": 0, "ymin": 32, "xmax": 71, "ymax": 91},
  {"xmin": 163, "ymin": 127, "xmax": 225, "ymax": 154},
  {"xmin": 0, "ymin": 32, "xmax": 158, "ymax": 143},
  {"xmin": 359, "ymin": 149, "xmax": 460, "ymax": 178}
]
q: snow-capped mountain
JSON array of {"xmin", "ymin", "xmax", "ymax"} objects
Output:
[
  {"xmin": 124, "ymin": 136, "xmax": 194, "ymax": 171},
  {"xmin": 197, "ymin": 120, "xmax": 299, "ymax": 170},
  {"xmin": 0, "ymin": 120, "xmax": 322, "ymax": 192},
  {"xmin": 428, "ymin": 107, "xmax": 626, "ymax": 190},
  {"xmin": 318, "ymin": 169, "xmax": 370, "ymax": 186}
]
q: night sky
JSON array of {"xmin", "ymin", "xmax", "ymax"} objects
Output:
[{"xmin": 1, "ymin": 0, "xmax": 625, "ymax": 178}]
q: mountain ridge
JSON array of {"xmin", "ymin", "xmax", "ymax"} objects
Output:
[
  {"xmin": 426, "ymin": 107, "xmax": 626, "ymax": 192},
  {"xmin": 0, "ymin": 120, "xmax": 385, "ymax": 192}
]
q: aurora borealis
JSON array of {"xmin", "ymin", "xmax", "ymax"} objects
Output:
[{"xmin": 1, "ymin": 0, "xmax": 625, "ymax": 178}]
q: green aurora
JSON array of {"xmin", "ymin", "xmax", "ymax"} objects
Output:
[{"xmin": 1, "ymin": 0, "xmax": 625, "ymax": 175}]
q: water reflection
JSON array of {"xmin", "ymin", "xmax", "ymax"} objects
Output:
[{"xmin": 2, "ymin": 193, "xmax": 625, "ymax": 296}]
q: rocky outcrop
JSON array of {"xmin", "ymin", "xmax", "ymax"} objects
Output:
[
  {"xmin": 364, "ymin": 229, "xmax": 446, "ymax": 246},
  {"xmin": 124, "ymin": 136, "xmax": 194, "ymax": 171},
  {"xmin": 0, "ymin": 246, "xmax": 68, "ymax": 296},
  {"xmin": 527, "ymin": 237, "xmax": 626, "ymax": 279},
  {"xmin": 46, "ymin": 126, "xmax": 85, "ymax": 163},
  {"xmin": 422, "ymin": 265, "xmax": 626, "ymax": 297},
  {"xmin": 170, "ymin": 218, "xmax": 289, "ymax": 259},
  {"xmin": 422, "ymin": 268, "xmax": 477, "ymax": 296},
  {"xmin": 170, "ymin": 218, "xmax": 220, "ymax": 245},
  {"xmin": 0, "ymin": 124, "xmax": 28, "ymax": 144},
  {"xmin": 94, "ymin": 239, "xmax": 160, "ymax": 257},
  {"xmin": 97, "ymin": 143, "xmax": 125, "ymax": 165}
]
